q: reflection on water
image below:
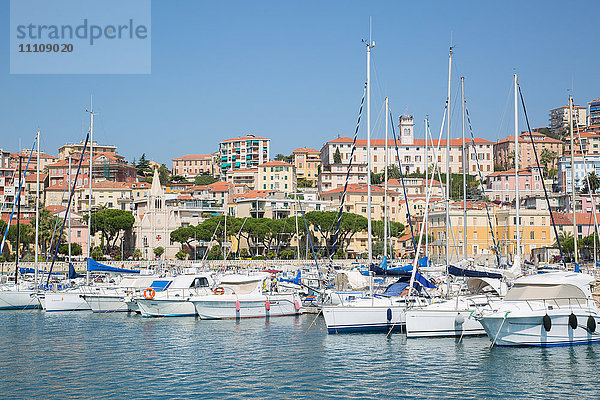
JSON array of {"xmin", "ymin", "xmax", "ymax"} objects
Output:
[{"xmin": 0, "ymin": 311, "xmax": 599, "ymax": 399}]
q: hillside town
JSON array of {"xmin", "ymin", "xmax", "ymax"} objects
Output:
[{"xmin": 2, "ymin": 97, "xmax": 600, "ymax": 264}]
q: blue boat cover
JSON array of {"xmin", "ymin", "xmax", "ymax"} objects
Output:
[
  {"xmin": 68, "ymin": 263, "xmax": 84, "ymax": 279},
  {"xmin": 149, "ymin": 280, "xmax": 172, "ymax": 291},
  {"xmin": 19, "ymin": 267, "xmax": 62, "ymax": 276},
  {"xmin": 447, "ymin": 265, "xmax": 502, "ymax": 279},
  {"xmin": 279, "ymin": 269, "xmax": 301, "ymax": 285},
  {"xmin": 87, "ymin": 258, "xmax": 140, "ymax": 274}
]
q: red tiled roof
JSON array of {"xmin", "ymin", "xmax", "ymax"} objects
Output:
[
  {"xmin": 321, "ymin": 183, "xmax": 400, "ymax": 196},
  {"xmin": 487, "ymin": 168, "xmax": 535, "ymax": 176},
  {"xmin": 259, "ymin": 160, "xmax": 293, "ymax": 167},
  {"xmin": 45, "ymin": 205, "xmax": 68, "ymax": 213},
  {"xmin": 496, "ymin": 132, "xmax": 562, "ymax": 144},
  {"xmin": 230, "ymin": 190, "xmax": 273, "ymax": 201},
  {"xmin": 291, "ymin": 147, "xmax": 319, "ymax": 154},
  {"xmin": 327, "ymin": 136, "xmax": 493, "ymax": 146},
  {"xmin": 24, "ymin": 173, "xmax": 48, "ymax": 182},
  {"xmin": 172, "ymin": 154, "xmax": 213, "ymax": 160}
]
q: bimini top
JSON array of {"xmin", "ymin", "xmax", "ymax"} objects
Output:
[
  {"xmin": 467, "ymin": 277, "xmax": 507, "ymax": 296},
  {"xmin": 505, "ymin": 271, "xmax": 595, "ymax": 301}
]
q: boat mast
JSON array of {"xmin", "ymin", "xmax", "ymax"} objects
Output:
[
  {"xmin": 15, "ymin": 156, "xmax": 22, "ymax": 285},
  {"xmin": 461, "ymin": 76, "xmax": 467, "ymax": 260},
  {"xmin": 87, "ymin": 99, "xmax": 95, "ymax": 285},
  {"xmin": 68, "ymin": 155, "xmax": 72, "ymax": 267},
  {"xmin": 384, "ymin": 97, "xmax": 389, "ymax": 259},
  {"xmin": 34, "ymin": 131, "xmax": 40, "ymax": 287},
  {"xmin": 425, "ymin": 117, "xmax": 429, "ymax": 260},
  {"xmin": 445, "ymin": 47, "xmax": 452, "ymax": 278},
  {"xmin": 514, "ymin": 74, "xmax": 521, "ymax": 263},
  {"xmin": 570, "ymin": 95, "xmax": 577, "ymax": 265},
  {"xmin": 365, "ymin": 29, "xmax": 374, "ymax": 299}
]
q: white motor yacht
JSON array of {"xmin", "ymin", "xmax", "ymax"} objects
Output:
[
  {"xmin": 477, "ymin": 271, "xmax": 600, "ymax": 347},
  {"xmin": 81, "ymin": 276, "xmax": 161, "ymax": 313},
  {"xmin": 191, "ymin": 274, "xmax": 302, "ymax": 319},
  {"xmin": 136, "ymin": 274, "xmax": 214, "ymax": 317}
]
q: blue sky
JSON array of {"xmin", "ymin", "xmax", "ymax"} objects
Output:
[{"xmin": 1, "ymin": 1, "xmax": 598, "ymax": 165}]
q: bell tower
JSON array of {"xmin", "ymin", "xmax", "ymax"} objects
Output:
[{"xmin": 399, "ymin": 115, "xmax": 414, "ymax": 145}]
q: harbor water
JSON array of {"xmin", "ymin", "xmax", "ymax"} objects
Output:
[{"xmin": 0, "ymin": 311, "xmax": 599, "ymax": 399}]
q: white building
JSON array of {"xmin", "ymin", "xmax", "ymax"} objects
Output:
[
  {"xmin": 557, "ymin": 155, "xmax": 600, "ymax": 193},
  {"xmin": 320, "ymin": 115, "xmax": 494, "ymax": 178}
]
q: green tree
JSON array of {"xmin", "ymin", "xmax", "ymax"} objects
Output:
[
  {"xmin": 170, "ymin": 226, "xmax": 196, "ymax": 248},
  {"xmin": 158, "ymin": 164, "xmax": 170, "ymax": 185},
  {"xmin": 169, "ymin": 175, "xmax": 189, "ymax": 183},
  {"xmin": 59, "ymin": 242, "xmax": 82, "ymax": 256},
  {"xmin": 194, "ymin": 173, "xmax": 218, "ymax": 186},
  {"xmin": 175, "ymin": 250, "xmax": 187, "ymax": 260},
  {"xmin": 275, "ymin": 154, "xmax": 293, "ymax": 163},
  {"xmin": 89, "ymin": 209, "xmax": 135, "ymax": 253},
  {"xmin": 333, "ymin": 147, "xmax": 342, "ymax": 164},
  {"xmin": 279, "ymin": 248, "xmax": 296, "ymax": 259},
  {"xmin": 581, "ymin": 172, "xmax": 600, "ymax": 194},
  {"xmin": 539, "ymin": 148, "xmax": 557, "ymax": 176},
  {"xmin": 90, "ymin": 246, "xmax": 104, "ymax": 261},
  {"xmin": 132, "ymin": 249, "xmax": 142, "ymax": 260},
  {"xmin": 153, "ymin": 246, "xmax": 164, "ymax": 258},
  {"xmin": 297, "ymin": 178, "xmax": 313, "ymax": 188},
  {"xmin": 136, "ymin": 153, "xmax": 151, "ymax": 177},
  {"xmin": 373, "ymin": 240, "xmax": 395, "ymax": 258}
]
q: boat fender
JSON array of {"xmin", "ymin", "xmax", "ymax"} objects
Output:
[
  {"xmin": 455, "ymin": 313, "xmax": 465, "ymax": 325},
  {"xmin": 587, "ymin": 316, "xmax": 596, "ymax": 333},
  {"xmin": 265, "ymin": 300, "xmax": 270, "ymax": 311},
  {"xmin": 294, "ymin": 300, "xmax": 300, "ymax": 311},
  {"xmin": 386, "ymin": 308, "xmax": 392, "ymax": 322},
  {"xmin": 235, "ymin": 300, "xmax": 240, "ymax": 312},
  {"xmin": 543, "ymin": 314, "xmax": 552, "ymax": 332},
  {"xmin": 568, "ymin": 313, "xmax": 578, "ymax": 330}
]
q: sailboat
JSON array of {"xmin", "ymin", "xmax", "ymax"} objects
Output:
[
  {"xmin": 0, "ymin": 132, "xmax": 42, "ymax": 310},
  {"xmin": 404, "ymin": 67, "xmax": 517, "ymax": 338}
]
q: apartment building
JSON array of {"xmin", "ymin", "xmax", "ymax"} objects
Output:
[
  {"xmin": 563, "ymin": 131, "xmax": 600, "ymax": 157},
  {"xmin": 557, "ymin": 154, "xmax": 600, "ymax": 193},
  {"xmin": 172, "ymin": 154, "xmax": 215, "ymax": 178},
  {"xmin": 225, "ymin": 168, "xmax": 258, "ymax": 189},
  {"xmin": 485, "ymin": 167, "xmax": 545, "ymax": 202},
  {"xmin": 291, "ymin": 147, "xmax": 321, "ymax": 182},
  {"xmin": 47, "ymin": 151, "xmax": 136, "ymax": 187},
  {"xmin": 494, "ymin": 132, "xmax": 562, "ymax": 170},
  {"xmin": 58, "ymin": 140, "xmax": 117, "ymax": 160},
  {"xmin": 257, "ymin": 160, "xmax": 296, "ymax": 194},
  {"xmin": 318, "ymin": 162, "xmax": 367, "ymax": 193},
  {"xmin": 549, "ymin": 104, "xmax": 587, "ymax": 136},
  {"xmin": 219, "ymin": 134, "xmax": 270, "ymax": 175},
  {"xmin": 589, "ymin": 98, "xmax": 600, "ymax": 126}
]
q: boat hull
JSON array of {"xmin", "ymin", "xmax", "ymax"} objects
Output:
[
  {"xmin": 479, "ymin": 312, "xmax": 600, "ymax": 347},
  {"xmin": 323, "ymin": 305, "xmax": 405, "ymax": 333},
  {"xmin": 193, "ymin": 293, "xmax": 301, "ymax": 319},
  {"xmin": 137, "ymin": 298, "xmax": 197, "ymax": 317},
  {"xmin": 82, "ymin": 294, "xmax": 129, "ymax": 313},
  {"xmin": 44, "ymin": 292, "xmax": 91, "ymax": 312},
  {"xmin": 0, "ymin": 290, "xmax": 40, "ymax": 310},
  {"xmin": 405, "ymin": 309, "xmax": 485, "ymax": 337}
]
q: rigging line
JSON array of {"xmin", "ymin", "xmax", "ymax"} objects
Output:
[
  {"xmin": 387, "ymin": 104, "xmax": 417, "ymax": 255},
  {"xmin": 496, "ymin": 80, "xmax": 514, "ymax": 143},
  {"xmin": 330, "ymin": 82, "xmax": 367, "ymax": 259},
  {"xmin": 201, "ymin": 220, "xmax": 222, "ymax": 263},
  {"xmin": 46, "ymin": 132, "xmax": 90, "ymax": 285},
  {"xmin": 465, "ymin": 105, "xmax": 501, "ymax": 267},
  {"xmin": 517, "ymin": 83, "xmax": 566, "ymax": 269},
  {"xmin": 575, "ymin": 126, "xmax": 600, "ymax": 263},
  {"xmin": 297, "ymin": 195, "xmax": 319, "ymax": 269},
  {"xmin": 0, "ymin": 136, "xmax": 37, "ymax": 257}
]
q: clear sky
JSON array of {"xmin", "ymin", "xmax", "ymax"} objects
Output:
[{"xmin": 1, "ymin": 0, "xmax": 598, "ymax": 165}]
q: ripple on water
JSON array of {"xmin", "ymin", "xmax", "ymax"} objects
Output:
[{"xmin": 0, "ymin": 311, "xmax": 600, "ymax": 399}]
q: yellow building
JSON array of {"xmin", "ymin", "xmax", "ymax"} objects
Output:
[
  {"xmin": 257, "ymin": 160, "xmax": 296, "ymax": 194},
  {"xmin": 291, "ymin": 147, "xmax": 321, "ymax": 183},
  {"xmin": 427, "ymin": 202, "xmax": 556, "ymax": 262}
]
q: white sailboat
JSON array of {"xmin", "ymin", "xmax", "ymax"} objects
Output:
[{"xmin": 0, "ymin": 132, "xmax": 42, "ymax": 310}]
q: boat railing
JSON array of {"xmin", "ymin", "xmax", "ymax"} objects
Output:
[{"xmin": 517, "ymin": 297, "xmax": 596, "ymax": 312}]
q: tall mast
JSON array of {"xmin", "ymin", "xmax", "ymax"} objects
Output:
[
  {"xmin": 68, "ymin": 156, "xmax": 72, "ymax": 267},
  {"xmin": 87, "ymin": 99, "xmax": 95, "ymax": 285},
  {"xmin": 365, "ymin": 29, "xmax": 374, "ymax": 301},
  {"xmin": 34, "ymin": 131, "xmax": 40, "ymax": 287},
  {"xmin": 514, "ymin": 74, "xmax": 521, "ymax": 262},
  {"xmin": 445, "ymin": 47, "xmax": 452, "ymax": 270},
  {"xmin": 570, "ymin": 95, "xmax": 577, "ymax": 264},
  {"xmin": 461, "ymin": 76, "xmax": 467, "ymax": 260},
  {"xmin": 15, "ymin": 156, "xmax": 22, "ymax": 285},
  {"xmin": 384, "ymin": 97, "xmax": 389, "ymax": 259},
  {"xmin": 425, "ymin": 118, "xmax": 429, "ymax": 260}
]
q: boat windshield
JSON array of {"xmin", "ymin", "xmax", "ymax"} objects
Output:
[{"xmin": 505, "ymin": 283, "xmax": 587, "ymax": 302}]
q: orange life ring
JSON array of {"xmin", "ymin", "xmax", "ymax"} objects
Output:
[
  {"xmin": 144, "ymin": 288, "xmax": 156, "ymax": 300},
  {"xmin": 213, "ymin": 287, "xmax": 225, "ymax": 295}
]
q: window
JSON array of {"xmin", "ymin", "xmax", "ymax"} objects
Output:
[{"xmin": 530, "ymin": 231, "xmax": 535, "ymax": 239}]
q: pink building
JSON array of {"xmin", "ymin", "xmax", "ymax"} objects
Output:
[{"xmin": 486, "ymin": 167, "xmax": 545, "ymax": 202}]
